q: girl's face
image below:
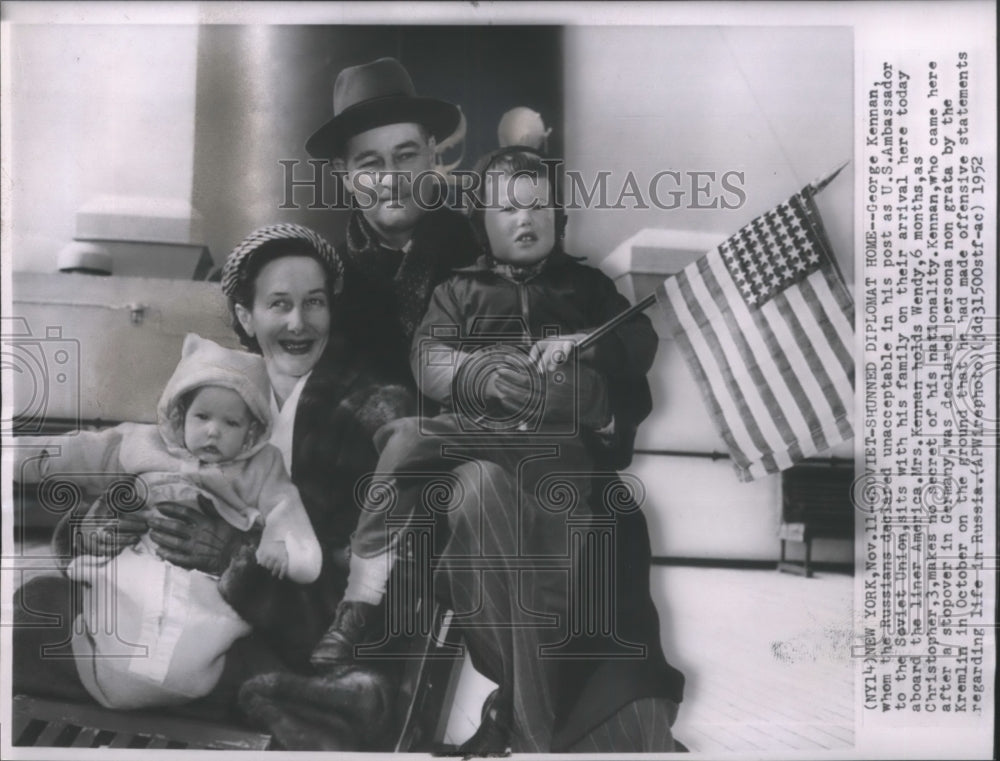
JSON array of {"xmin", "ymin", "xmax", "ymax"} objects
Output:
[
  {"xmin": 183, "ymin": 386, "xmax": 253, "ymax": 463},
  {"xmin": 483, "ymin": 173, "xmax": 556, "ymax": 266},
  {"xmin": 235, "ymin": 256, "xmax": 331, "ymax": 381}
]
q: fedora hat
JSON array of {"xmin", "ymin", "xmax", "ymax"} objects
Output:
[{"xmin": 306, "ymin": 57, "xmax": 461, "ymax": 159}]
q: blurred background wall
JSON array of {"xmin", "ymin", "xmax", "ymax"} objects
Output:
[
  {"xmin": 8, "ymin": 24, "xmax": 562, "ymax": 273},
  {"xmin": 563, "ymin": 26, "xmax": 853, "ymax": 281},
  {"xmin": 8, "ymin": 24, "xmax": 200, "ymax": 272}
]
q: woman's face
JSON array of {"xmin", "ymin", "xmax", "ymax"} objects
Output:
[{"xmin": 235, "ymin": 256, "xmax": 330, "ymax": 380}]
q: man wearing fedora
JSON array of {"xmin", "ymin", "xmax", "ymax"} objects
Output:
[
  {"xmin": 305, "ymin": 57, "xmax": 479, "ymax": 385},
  {"xmin": 240, "ymin": 57, "xmax": 684, "ymax": 754}
]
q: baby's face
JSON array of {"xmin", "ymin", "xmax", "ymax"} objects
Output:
[
  {"xmin": 484, "ymin": 173, "xmax": 556, "ymax": 266},
  {"xmin": 183, "ymin": 386, "xmax": 253, "ymax": 463}
]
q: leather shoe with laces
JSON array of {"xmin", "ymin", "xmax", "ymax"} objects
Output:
[{"xmin": 310, "ymin": 600, "xmax": 378, "ymax": 670}]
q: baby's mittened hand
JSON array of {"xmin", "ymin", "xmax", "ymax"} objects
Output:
[{"xmin": 256, "ymin": 540, "xmax": 289, "ymax": 579}]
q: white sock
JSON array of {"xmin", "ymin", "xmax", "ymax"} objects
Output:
[{"xmin": 343, "ymin": 550, "xmax": 395, "ymax": 605}]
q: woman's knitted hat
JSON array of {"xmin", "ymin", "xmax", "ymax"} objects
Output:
[{"xmin": 221, "ymin": 223, "xmax": 342, "ymax": 300}]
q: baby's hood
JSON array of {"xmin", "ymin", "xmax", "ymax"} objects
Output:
[{"xmin": 157, "ymin": 333, "xmax": 272, "ymax": 461}]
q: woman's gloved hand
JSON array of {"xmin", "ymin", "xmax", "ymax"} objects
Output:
[
  {"xmin": 147, "ymin": 495, "xmax": 254, "ymax": 576},
  {"xmin": 51, "ymin": 488, "xmax": 147, "ymax": 560},
  {"xmin": 89, "ymin": 507, "xmax": 148, "ymax": 554}
]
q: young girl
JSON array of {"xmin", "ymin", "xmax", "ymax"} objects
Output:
[{"xmin": 14, "ymin": 333, "xmax": 321, "ymax": 709}]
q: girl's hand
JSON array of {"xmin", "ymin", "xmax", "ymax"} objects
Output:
[
  {"xmin": 493, "ymin": 362, "xmax": 611, "ymax": 429},
  {"xmin": 528, "ymin": 333, "xmax": 588, "ymax": 374}
]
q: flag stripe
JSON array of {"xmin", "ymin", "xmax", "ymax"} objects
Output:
[
  {"xmin": 699, "ymin": 252, "xmax": 805, "ymax": 465},
  {"xmin": 817, "ymin": 260, "xmax": 855, "ymax": 316},
  {"xmin": 797, "ymin": 192, "xmax": 857, "ymax": 374},
  {"xmin": 759, "ymin": 297, "xmax": 841, "ymax": 449},
  {"xmin": 799, "ymin": 274, "xmax": 854, "ymax": 377},
  {"xmin": 704, "ymin": 253, "xmax": 815, "ymax": 461},
  {"xmin": 668, "ymin": 271, "xmax": 761, "ymax": 468},
  {"xmin": 798, "ymin": 273, "xmax": 856, "ymax": 444},
  {"xmin": 687, "ymin": 258, "xmax": 788, "ymax": 455},
  {"xmin": 659, "ymin": 278, "xmax": 754, "ymax": 470},
  {"xmin": 678, "ymin": 266, "xmax": 779, "ymax": 474},
  {"xmin": 747, "ymin": 294, "xmax": 832, "ymax": 454},
  {"xmin": 785, "ymin": 282, "xmax": 854, "ymax": 405},
  {"xmin": 816, "ymin": 264, "xmax": 857, "ymax": 440},
  {"xmin": 672, "ymin": 323, "xmax": 756, "ymax": 473},
  {"xmin": 784, "ymin": 284, "xmax": 854, "ymax": 441},
  {"xmin": 808, "ymin": 269, "xmax": 856, "ymax": 370},
  {"xmin": 691, "ymin": 266, "xmax": 796, "ymax": 472},
  {"xmin": 771, "ymin": 290, "xmax": 850, "ymax": 442}
]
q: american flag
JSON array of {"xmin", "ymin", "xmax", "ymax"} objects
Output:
[{"xmin": 655, "ymin": 167, "xmax": 854, "ymax": 481}]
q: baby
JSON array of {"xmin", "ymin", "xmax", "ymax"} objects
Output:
[
  {"xmin": 15, "ymin": 333, "xmax": 321, "ymax": 708},
  {"xmin": 311, "ymin": 147, "xmax": 658, "ymax": 666}
]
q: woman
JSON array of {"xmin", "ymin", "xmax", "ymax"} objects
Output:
[{"xmin": 12, "ymin": 223, "xmax": 414, "ymax": 748}]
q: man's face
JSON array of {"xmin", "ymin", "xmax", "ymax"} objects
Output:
[{"xmin": 338, "ymin": 122, "xmax": 437, "ymax": 247}]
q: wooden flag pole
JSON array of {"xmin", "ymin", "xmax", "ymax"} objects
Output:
[{"xmin": 575, "ymin": 292, "xmax": 658, "ymax": 353}]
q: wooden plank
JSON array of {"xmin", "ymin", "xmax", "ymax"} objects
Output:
[
  {"xmin": 71, "ymin": 727, "xmax": 101, "ymax": 747},
  {"xmin": 12, "ymin": 695, "xmax": 271, "ymax": 750},
  {"xmin": 33, "ymin": 721, "xmax": 68, "ymax": 746},
  {"xmin": 10, "ymin": 697, "xmax": 35, "ymax": 742},
  {"xmin": 146, "ymin": 736, "xmax": 170, "ymax": 749},
  {"xmin": 108, "ymin": 732, "xmax": 137, "ymax": 748}
]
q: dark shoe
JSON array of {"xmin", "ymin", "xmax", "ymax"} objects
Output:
[
  {"xmin": 310, "ymin": 600, "xmax": 378, "ymax": 670},
  {"xmin": 456, "ymin": 688, "xmax": 511, "ymax": 756}
]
